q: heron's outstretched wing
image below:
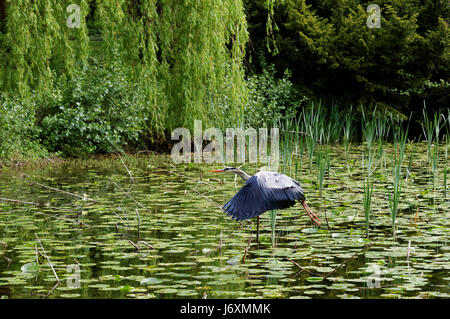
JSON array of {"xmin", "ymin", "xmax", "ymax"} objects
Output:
[{"xmin": 222, "ymin": 172, "xmax": 305, "ymax": 221}]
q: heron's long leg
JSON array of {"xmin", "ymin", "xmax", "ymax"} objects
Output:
[
  {"xmin": 301, "ymin": 201, "xmax": 321, "ymax": 226},
  {"xmin": 256, "ymin": 216, "xmax": 260, "ymax": 244}
]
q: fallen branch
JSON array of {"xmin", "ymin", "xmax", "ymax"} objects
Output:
[
  {"xmin": 108, "ymin": 178, "xmax": 151, "ymax": 214},
  {"xmin": 34, "ymin": 234, "xmax": 60, "ymax": 284},
  {"xmin": 0, "ymin": 197, "xmax": 36, "ymax": 205},
  {"xmin": 118, "ymin": 153, "xmax": 135, "ymax": 184},
  {"xmin": 162, "ymin": 170, "xmax": 217, "ymax": 188},
  {"xmin": 129, "ymin": 240, "xmax": 155, "ymax": 251},
  {"xmin": 322, "ymin": 244, "xmax": 370, "ymax": 280},
  {"xmin": 0, "ymin": 197, "xmax": 89, "ymax": 226},
  {"xmin": 46, "ymin": 282, "xmax": 60, "ymax": 298},
  {"xmin": 111, "ymin": 207, "xmax": 130, "ymax": 231},
  {"xmin": 128, "ymin": 240, "xmax": 140, "ymax": 251},
  {"xmin": 138, "ymin": 241, "xmax": 154, "ymax": 249},
  {"xmin": 190, "ymin": 188, "xmax": 223, "ymax": 210},
  {"xmin": 20, "ymin": 174, "xmax": 99, "ymax": 203},
  {"xmin": 285, "ymin": 258, "xmax": 314, "ymax": 275}
]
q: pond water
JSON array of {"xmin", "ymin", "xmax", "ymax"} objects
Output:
[{"xmin": 0, "ymin": 143, "xmax": 449, "ymax": 299}]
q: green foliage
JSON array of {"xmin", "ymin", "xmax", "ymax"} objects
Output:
[
  {"xmin": 0, "ymin": 95, "xmax": 48, "ymax": 163},
  {"xmin": 1, "ymin": 0, "xmax": 89, "ymax": 97},
  {"xmin": 40, "ymin": 59, "xmax": 147, "ymax": 156},
  {"xmin": 244, "ymin": 64, "xmax": 306, "ymax": 128},
  {"xmin": 94, "ymin": 0, "xmax": 249, "ymax": 133},
  {"xmin": 0, "ymin": 0, "xmax": 250, "ymax": 161},
  {"xmin": 245, "ymin": 0, "xmax": 449, "ymax": 113}
]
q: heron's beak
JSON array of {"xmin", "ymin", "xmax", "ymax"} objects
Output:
[{"xmin": 210, "ymin": 169, "xmax": 224, "ymax": 173}]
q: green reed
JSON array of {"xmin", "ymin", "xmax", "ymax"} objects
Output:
[
  {"xmin": 305, "ymin": 136, "xmax": 316, "ymax": 171},
  {"xmin": 375, "ymin": 111, "xmax": 391, "ymax": 171},
  {"xmin": 276, "ymin": 103, "xmax": 448, "ymax": 237},
  {"xmin": 301, "ymin": 105, "xmax": 319, "ymax": 170},
  {"xmin": 361, "ymin": 108, "xmax": 377, "ymax": 149},
  {"xmin": 421, "ymin": 105, "xmax": 443, "ymax": 164},
  {"xmin": 405, "ymin": 140, "xmax": 415, "ymax": 184},
  {"xmin": 294, "ymin": 157, "xmax": 299, "ymax": 180},
  {"xmin": 389, "ymin": 117, "xmax": 409, "ymax": 236},
  {"xmin": 363, "ymin": 171, "xmax": 374, "ymax": 238},
  {"xmin": 324, "ymin": 104, "xmax": 344, "ymax": 144},
  {"xmin": 280, "ymin": 116, "xmax": 303, "ymax": 175},
  {"xmin": 316, "ymin": 150, "xmax": 330, "ymax": 197},
  {"xmin": 431, "ymin": 143, "xmax": 440, "ymax": 191},
  {"xmin": 343, "ymin": 106, "xmax": 354, "ymax": 155},
  {"xmin": 362, "ymin": 110, "xmax": 377, "ymax": 237},
  {"xmin": 421, "ymin": 105, "xmax": 433, "ymax": 163}
]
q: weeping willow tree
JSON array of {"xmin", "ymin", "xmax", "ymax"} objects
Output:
[
  {"xmin": 0, "ymin": 0, "xmax": 90, "ymax": 161},
  {"xmin": 94, "ymin": 0, "xmax": 249, "ymax": 136},
  {"xmin": 0, "ymin": 0, "xmax": 89, "ymax": 97},
  {"xmin": 1, "ymin": 0, "xmax": 248, "ymax": 150}
]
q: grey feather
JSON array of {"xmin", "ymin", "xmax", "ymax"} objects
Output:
[{"xmin": 222, "ymin": 171, "xmax": 306, "ymax": 221}]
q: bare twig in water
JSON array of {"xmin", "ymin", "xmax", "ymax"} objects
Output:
[
  {"xmin": 108, "ymin": 178, "xmax": 151, "ymax": 214},
  {"xmin": 242, "ymin": 235, "xmax": 252, "ymax": 264},
  {"xmin": 1, "ymin": 196, "xmax": 86, "ymax": 212},
  {"xmin": 118, "ymin": 153, "xmax": 135, "ymax": 184},
  {"xmin": 162, "ymin": 170, "xmax": 217, "ymax": 188},
  {"xmin": 35, "ymin": 244, "xmax": 39, "ymax": 266},
  {"xmin": 0, "ymin": 197, "xmax": 90, "ymax": 226},
  {"xmin": 285, "ymin": 257, "xmax": 314, "ymax": 275},
  {"xmin": 0, "ymin": 197, "xmax": 37, "ymax": 205},
  {"xmin": 138, "ymin": 241, "xmax": 154, "ymax": 249},
  {"xmin": 322, "ymin": 244, "xmax": 370, "ymax": 280},
  {"xmin": 34, "ymin": 233, "xmax": 60, "ymax": 298},
  {"xmin": 42, "ymin": 212, "xmax": 89, "ymax": 227},
  {"xmin": 46, "ymin": 282, "xmax": 60, "ymax": 298},
  {"xmin": 129, "ymin": 240, "xmax": 154, "ymax": 251},
  {"xmin": 128, "ymin": 240, "xmax": 140, "ymax": 251},
  {"xmin": 20, "ymin": 174, "xmax": 99, "ymax": 203},
  {"xmin": 190, "ymin": 188, "xmax": 223, "ymax": 210},
  {"xmin": 112, "ymin": 207, "xmax": 130, "ymax": 231}
]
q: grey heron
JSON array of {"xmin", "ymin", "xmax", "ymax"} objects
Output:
[{"xmin": 211, "ymin": 167, "xmax": 321, "ymax": 241}]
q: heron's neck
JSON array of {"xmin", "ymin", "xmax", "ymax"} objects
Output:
[{"xmin": 235, "ymin": 169, "xmax": 251, "ymax": 180}]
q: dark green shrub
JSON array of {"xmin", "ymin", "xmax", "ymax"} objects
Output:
[
  {"xmin": 0, "ymin": 95, "xmax": 48, "ymax": 163},
  {"xmin": 40, "ymin": 60, "xmax": 147, "ymax": 156},
  {"xmin": 244, "ymin": 63, "xmax": 307, "ymax": 128}
]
